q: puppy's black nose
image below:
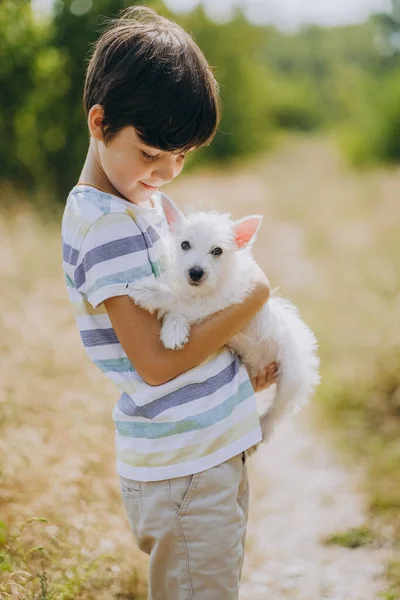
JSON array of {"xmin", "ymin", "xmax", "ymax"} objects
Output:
[{"xmin": 189, "ymin": 266, "xmax": 204, "ymax": 282}]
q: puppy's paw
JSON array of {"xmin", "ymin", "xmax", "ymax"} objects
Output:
[
  {"xmin": 161, "ymin": 313, "xmax": 190, "ymax": 350},
  {"xmin": 127, "ymin": 279, "xmax": 174, "ymax": 314}
]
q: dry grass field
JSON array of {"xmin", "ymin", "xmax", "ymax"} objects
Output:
[{"xmin": 1, "ymin": 136, "xmax": 399, "ymax": 598}]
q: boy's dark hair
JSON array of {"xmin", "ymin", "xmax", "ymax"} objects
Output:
[{"xmin": 84, "ymin": 6, "xmax": 221, "ymax": 152}]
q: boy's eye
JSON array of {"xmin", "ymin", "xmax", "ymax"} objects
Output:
[
  {"xmin": 141, "ymin": 151, "xmax": 159, "ymax": 161},
  {"xmin": 211, "ymin": 247, "xmax": 223, "ymax": 256},
  {"xmin": 142, "ymin": 150, "xmax": 186, "ymax": 162},
  {"xmin": 181, "ymin": 241, "xmax": 191, "ymax": 251}
]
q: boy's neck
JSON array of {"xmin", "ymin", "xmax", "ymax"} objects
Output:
[{"xmin": 78, "ymin": 138, "xmax": 127, "ymax": 201}]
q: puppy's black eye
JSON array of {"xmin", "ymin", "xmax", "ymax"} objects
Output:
[
  {"xmin": 211, "ymin": 247, "xmax": 223, "ymax": 256},
  {"xmin": 181, "ymin": 241, "xmax": 191, "ymax": 251}
]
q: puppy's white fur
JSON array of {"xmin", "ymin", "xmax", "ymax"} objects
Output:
[{"xmin": 128, "ymin": 195, "xmax": 320, "ymax": 450}]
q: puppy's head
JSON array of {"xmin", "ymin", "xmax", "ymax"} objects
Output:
[{"xmin": 161, "ymin": 195, "xmax": 263, "ymax": 295}]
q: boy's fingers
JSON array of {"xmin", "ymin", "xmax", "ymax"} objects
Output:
[
  {"xmin": 250, "ymin": 374, "xmax": 259, "ymax": 392},
  {"xmin": 258, "ymin": 362, "xmax": 279, "ymax": 390},
  {"xmin": 265, "ymin": 362, "xmax": 277, "ymax": 383},
  {"xmin": 260, "ymin": 368, "xmax": 269, "ymax": 387},
  {"xmin": 251, "ymin": 362, "xmax": 280, "ymax": 392},
  {"xmin": 269, "ymin": 361, "xmax": 279, "ymax": 379}
]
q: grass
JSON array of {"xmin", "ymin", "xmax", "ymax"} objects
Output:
[
  {"xmin": 322, "ymin": 525, "xmax": 377, "ymax": 549},
  {"xmin": 0, "ymin": 134, "xmax": 399, "ymax": 597},
  {"xmin": 0, "ymin": 209, "xmax": 148, "ymax": 598}
]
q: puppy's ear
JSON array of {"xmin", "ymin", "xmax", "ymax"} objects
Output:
[
  {"xmin": 232, "ymin": 215, "xmax": 263, "ymax": 249},
  {"xmin": 160, "ymin": 193, "xmax": 186, "ymax": 231}
]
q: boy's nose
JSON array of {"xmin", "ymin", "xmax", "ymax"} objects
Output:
[
  {"xmin": 188, "ymin": 266, "xmax": 204, "ymax": 282},
  {"xmin": 152, "ymin": 156, "xmax": 183, "ymax": 183}
]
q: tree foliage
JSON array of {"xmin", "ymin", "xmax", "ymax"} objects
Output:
[{"xmin": 1, "ymin": 0, "xmax": 400, "ymax": 202}]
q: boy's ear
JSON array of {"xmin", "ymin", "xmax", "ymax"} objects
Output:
[
  {"xmin": 232, "ymin": 215, "xmax": 263, "ymax": 249},
  {"xmin": 88, "ymin": 104, "xmax": 105, "ymax": 142},
  {"xmin": 161, "ymin": 194, "xmax": 186, "ymax": 230}
]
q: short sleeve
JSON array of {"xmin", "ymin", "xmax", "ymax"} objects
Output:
[{"xmin": 74, "ymin": 213, "xmax": 154, "ymax": 309}]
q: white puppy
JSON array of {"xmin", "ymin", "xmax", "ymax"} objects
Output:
[{"xmin": 127, "ymin": 195, "xmax": 320, "ymax": 448}]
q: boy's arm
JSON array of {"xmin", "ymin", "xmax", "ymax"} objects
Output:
[
  {"xmin": 74, "ymin": 210, "xmax": 269, "ymax": 387},
  {"xmin": 104, "ymin": 266, "xmax": 270, "ymax": 386}
]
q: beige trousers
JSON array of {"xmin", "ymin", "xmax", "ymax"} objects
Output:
[{"xmin": 119, "ymin": 452, "xmax": 249, "ymax": 600}]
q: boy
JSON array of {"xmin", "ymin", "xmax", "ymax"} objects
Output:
[{"xmin": 61, "ymin": 6, "xmax": 277, "ymax": 599}]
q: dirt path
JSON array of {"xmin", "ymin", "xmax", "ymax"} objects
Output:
[{"xmin": 239, "ymin": 398, "xmax": 391, "ymax": 599}]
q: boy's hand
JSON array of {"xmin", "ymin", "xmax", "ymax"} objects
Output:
[{"xmin": 250, "ymin": 361, "xmax": 279, "ymax": 393}]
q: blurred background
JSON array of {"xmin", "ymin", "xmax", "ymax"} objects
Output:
[
  {"xmin": 1, "ymin": 1, "xmax": 400, "ymax": 598},
  {"xmin": 3, "ymin": 0, "xmax": 400, "ymax": 204}
]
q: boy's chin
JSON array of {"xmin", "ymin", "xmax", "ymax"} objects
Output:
[{"xmin": 124, "ymin": 188, "xmax": 154, "ymax": 205}]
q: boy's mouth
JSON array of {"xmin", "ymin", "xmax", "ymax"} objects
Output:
[{"xmin": 141, "ymin": 182, "xmax": 159, "ymax": 190}]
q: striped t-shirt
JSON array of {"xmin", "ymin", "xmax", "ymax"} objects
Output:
[{"xmin": 61, "ymin": 183, "xmax": 262, "ymax": 481}]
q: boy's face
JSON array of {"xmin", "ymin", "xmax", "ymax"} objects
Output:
[{"xmin": 89, "ymin": 105, "xmax": 189, "ymax": 205}]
